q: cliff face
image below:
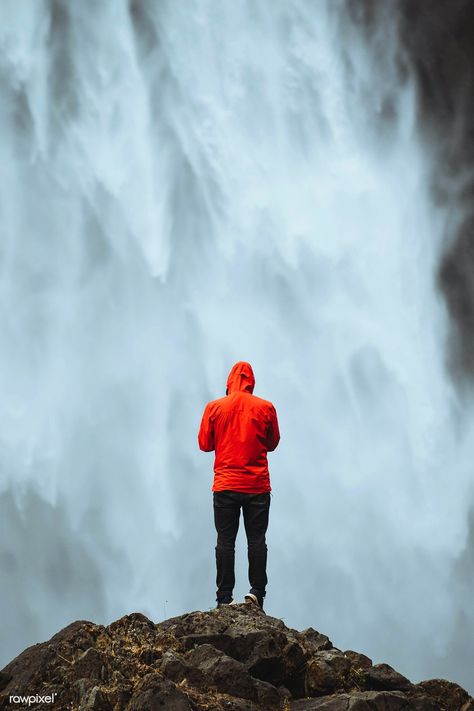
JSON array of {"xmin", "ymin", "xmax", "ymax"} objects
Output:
[{"xmin": 0, "ymin": 605, "xmax": 472, "ymax": 711}]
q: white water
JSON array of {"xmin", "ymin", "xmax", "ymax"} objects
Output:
[{"xmin": 0, "ymin": 0, "xmax": 473, "ymax": 692}]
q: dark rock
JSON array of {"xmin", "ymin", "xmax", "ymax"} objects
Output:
[
  {"xmin": 281, "ymin": 640, "xmax": 308, "ymax": 697},
  {"xmin": 305, "ymin": 650, "xmax": 351, "ymax": 696},
  {"xmin": 73, "ymin": 647, "xmax": 109, "ymax": 680},
  {"xmin": 292, "ymin": 690, "xmax": 407, "ymax": 709},
  {"xmin": 73, "ymin": 678, "xmax": 97, "ymax": 698},
  {"xmin": 105, "ymin": 672, "xmax": 132, "ymax": 710},
  {"xmin": 108, "ymin": 612, "xmax": 156, "ymax": 635},
  {"xmin": 185, "ymin": 643, "xmax": 281, "ymax": 707},
  {"xmin": 0, "ymin": 674, "xmax": 11, "ymax": 693},
  {"xmin": 170, "ymin": 605, "xmax": 307, "ymax": 695},
  {"xmin": 343, "ymin": 651, "xmax": 372, "ymax": 669},
  {"xmin": 139, "ymin": 647, "xmax": 162, "ymax": 666},
  {"xmin": 244, "ymin": 631, "xmax": 290, "ymax": 683},
  {"xmin": 0, "ymin": 620, "xmax": 100, "ymax": 694},
  {"xmin": 417, "ymin": 678, "xmax": 473, "ymax": 711},
  {"xmin": 0, "ymin": 606, "xmax": 471, "ymax": 711},
  {"xmin": 364, "ymin": 663, "xmax": 412, "ymax": 691},
  {"xmin": 79, "ymin": 685, "xmax": 111, "ymax": 711},
  {"xmin": 49, "ymin": 620, "xmax": 105, "ymax": 650},
  {"xmin": 125, "ymin": 673, "xmax": 191, "ymax": 711},
  {"xmin": 405, "ymin": 694, "xmax": 443, "ymax": 711},
  {"xmin": 161, "ymin": 650, "xmax": 188, "ymax": 683},
  {"xmin": 298, "ymin": 629, "xmax": 333, "ymax": 654},
  {"xmin": 187, "ymin": 643, "xmax": 257, "ymax": 699},
  {"xmin": 254, "ymin": 678, "xmax": 283, "ymax": 708},
  {"xmin": 217, "ymin": 701, "xmax": 259, "ymax": 711},
  {"xmin": 279, "ymin": 685, "xmax": 293, "ymax": 703},
  {"xmin": 158, "ymin": 609, "xmax": 229, "ymax": 640}
]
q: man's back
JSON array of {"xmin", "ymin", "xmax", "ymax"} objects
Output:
[
  {"xmin": 198, "ymin": 362, "xmax": 280, "ymax": 493},
  {"xmin": 198, "ymin": 360, "xmax": 280, "ymax": 610}
]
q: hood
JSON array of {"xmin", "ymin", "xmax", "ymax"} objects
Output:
[{"xmin": 226, "ymin": 361, "xmax": 255, "ymax": 394}]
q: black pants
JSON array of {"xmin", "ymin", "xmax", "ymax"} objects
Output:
[{"xmin": 213, "ymin": 490, "xmax": 270, "ymax": 602}]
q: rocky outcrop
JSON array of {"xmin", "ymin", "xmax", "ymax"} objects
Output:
[{"xmin": 0, "ymin": 605, "xmax": 472, "ymax": 710}]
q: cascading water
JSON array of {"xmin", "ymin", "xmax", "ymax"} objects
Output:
[{"xmin": 1, "ymin": 0, "xmax": 473, "ymax": 692}]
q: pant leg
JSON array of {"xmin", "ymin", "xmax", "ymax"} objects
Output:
[
  {"xmin": 242, "ymin": 492, "xmax": 270, "ymax": 597},
  {"xmin": 213, "ymin": 491, "xmax": 241, "ymax": 601}
]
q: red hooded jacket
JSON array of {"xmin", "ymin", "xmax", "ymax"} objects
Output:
[{"xmin": 198, "ymin": 362, "xmax": 280, "ymax": 493}]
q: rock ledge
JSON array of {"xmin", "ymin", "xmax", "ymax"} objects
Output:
[{"xmin": 0, "ymin": 606, "xmax": 472, "ymax": 710}]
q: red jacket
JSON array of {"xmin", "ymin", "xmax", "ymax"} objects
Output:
[{"xmin": 198, "ymin": 361, "xmax": 280, "ymax": 493}]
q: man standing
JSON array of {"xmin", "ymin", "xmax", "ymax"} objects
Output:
[{"xmin": 198, "ymin": 361, "xmax": 280, "ymax": 610}]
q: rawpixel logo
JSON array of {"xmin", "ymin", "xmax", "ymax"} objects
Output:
[{"xmin": 8, "ymin": 693, "xmax": 57, "ymax": 706}]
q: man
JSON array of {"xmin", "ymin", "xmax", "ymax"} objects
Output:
[{"xmin": 198, "ymin": 361, "xmax": 280, "ymax": 610}]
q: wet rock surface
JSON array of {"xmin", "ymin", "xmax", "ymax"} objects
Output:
[{"xmin": 0, "ymin": 606, "xmax": 472, "ymax": 710}]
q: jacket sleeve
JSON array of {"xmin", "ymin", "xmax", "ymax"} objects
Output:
[
  {"xmin": 265, "ymin": 404, "xmax": 280, "ymax": 452},
  {"xmin": 198, "ymin": 404, "xmax": 215, "ymax": 452}
]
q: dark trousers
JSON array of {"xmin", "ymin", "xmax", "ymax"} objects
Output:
[{"xmin": 213, "ymin": 490, "xmax": 270, "ymax": 602}]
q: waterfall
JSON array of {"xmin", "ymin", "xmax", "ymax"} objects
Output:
[{"xmin": 0, "ymin": 0, "xmax": 472, "ymax": 692}]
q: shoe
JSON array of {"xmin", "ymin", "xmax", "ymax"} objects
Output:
[
  {"xmin": 244, "ymin": 593, "xmax": 264, "ymax": 610},
  {"xmin": 216, "ymin": 596, "xmax": 234, "ymax": 608}
]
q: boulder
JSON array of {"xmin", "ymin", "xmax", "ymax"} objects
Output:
[
  {"xmin": 305, "ymin": 650, "xmax": 351, "ymax": 696},
  {"xmin": 125, "ymin": 674, "xmax": 191, "ymax": 711},
  {"xmin": 364, "ymin": 663, "xmax": 412, "ymax": 691},
  {"xmin": 343, "ymin": 651, "xmax": 372, "ymax": 669},
  {"xmin": 416, "ymin": 678, "xmax": 474, "ymax": 711}
]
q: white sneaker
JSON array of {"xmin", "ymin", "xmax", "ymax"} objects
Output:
[
  {"xmin": 217, "ymin": 598, "xmax": 239, "ymax": 608},
  {"xmin": 244, "ymin": 593, "xmax": 264, "ymax": 610}
]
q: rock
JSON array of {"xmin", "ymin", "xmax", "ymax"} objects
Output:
[
  {"xmin": 186, "ymin": 643, "xmax": 257, "ymax": 699},
  {"xmin": 185, "ymin": 643, "xmax": 282, "ymax": 707},
  {"xmin": 73, "ymin": 678, "xmax": 97, "ymax": 699},
  {"xmin": 291, "ymin": 690, "xmax": 408, "ymax": 710},
  {"xmin": 305, "ymin": 650, "xmax": 352, "ymax": 696},
  {"xmin": 0, "ymin": 674, "xmax": 11, "ymax": 694},
  {"xmin": 108, "ymin": 612, "xmax": 157, "ymax": 636},
  {"xmin": 364, "ymin": 663, "xmax": 412, "ymax": 691},
  {"xmin": 73, "ymin": 647, "xmax": 109, "ymax": 680},
  {"xmin": 0, "ymin": 621, "xmax": 100, "ymax": 690},
  {"xmin": 417, "ymin": 678, "xmax": 473, "ymax": 710},
  {"xmin": 298, "ymin": 629, "xmax": 333, "ymax": 654},
  {"xmin": 161, "ymin": 650, "xmax": 188, "ymax": 683},
  {"xmin": 348, "ymin": 691, "xmax": 408, "ymax": 710},
  {"xmin": 79, "ymin": 685, "xmax": 111, "ymax": 711},
  {"xmin": 167, "ymin": 605, "xmax": 307, "ymax": 694},
  {"xmin": 0, "ymin": 606, "xmax": 472, "ymax": 711},
  {"xmin": 343, "ymin": 651, "xmax": 372, "ymax": 669},
  {"xmin": 244, "ymin": 631, "xmax": 293, "ymax": 684},
  {"xmin": 125, "ymin": 674, "xmax": 191, "ymax": 711}
]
